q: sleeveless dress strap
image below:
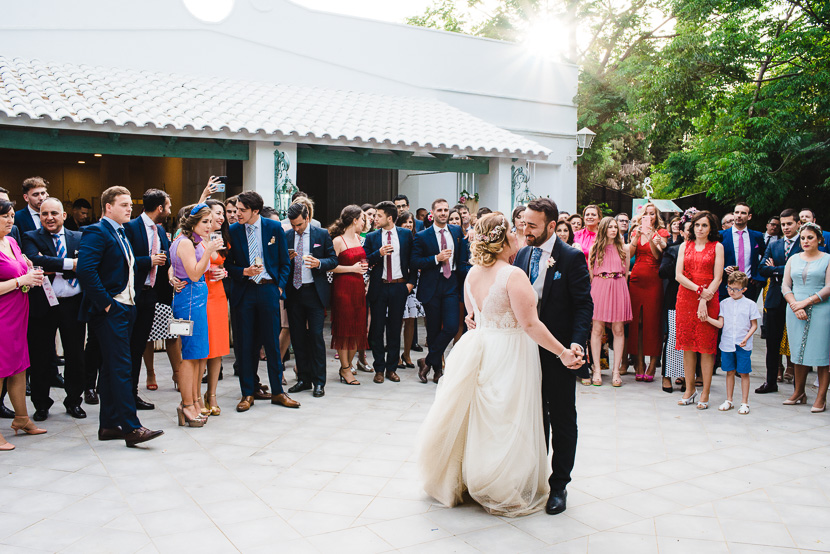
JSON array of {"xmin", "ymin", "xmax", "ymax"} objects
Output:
[{"xmin": 465, "ymin": 278, "xmax": 480, "ymax": 314}]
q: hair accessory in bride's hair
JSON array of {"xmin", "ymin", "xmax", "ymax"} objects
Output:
[{"xmin": 474, "ymin": 224, "xmax": 506, "ymax": 244}]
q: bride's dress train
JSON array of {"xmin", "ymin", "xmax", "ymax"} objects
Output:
[{"xmin": 415, "ymin": 265, "xmax": 549, "ymax": 516}]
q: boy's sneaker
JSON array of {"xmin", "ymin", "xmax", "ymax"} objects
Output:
[{"xmin": 738, "ymin": 403, "xmax": 750, "ymax": 415}]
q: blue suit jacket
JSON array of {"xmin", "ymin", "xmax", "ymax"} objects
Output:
[
  {"xmin": 415, "ymin": 218, "xmax": 425, "ymax": 232},
  {"xmin": 123, "ymin": 215, "xmax": 171, "ymax": 297},
  {"xmin": 225, "ymin": 217, "xmax": 290, "ymax": 307},
  {"xmin": 720, "ymin": 227, "xmax": 766, "ymax": 296},
  {"xmin": 9, "ymin": 225, "xmax": 20, "ymax": 244},
  {"xmin": 22, "ymin": 227, "xmax": 83, "ymax": 319},
  {"xmin": 76, "ymin": 220, "xmax": 135, "ymax": 321},
  {"xmin": 759, "ymin": 237, "xmax": 802, "ymax": 309},
  {"xmin": 284, "ymin": 225, "xmax": 338, "ymax": 307},
  {"xmin": 14, "ymin": 207, "xmax": 37, "ymax": 234},
  {"xmin": 411, "ymin": 224, "xmax": 467, "ymax": 304},
  {"xmin": 364, "ymin": 226, "xmax": 418, "ymax": 301}
]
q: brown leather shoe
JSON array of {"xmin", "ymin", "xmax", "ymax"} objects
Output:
[
  {"xmin": 253, "ymin": 387, "xmax": 272, "ymax": 401},
  {"xmin": 236, "ymin": 396, "xmax": 254, "ymax": 412},
  {"xmin": 386, "ymin": 372, "xmax": 400, "ymax": 382},
  {"xmin": 417, "ymin": 358, "xmax": 429, "ymax": 383},
  {"xmin": 98, "ymin": 427, "xmax": 125, "ymax": 441},
  {"xmin": 124, "ymin": 427, "xmax": 163, "ymax": 447},
  {"xmin": 373, "ymin": 373, "xmax": 384, "ymax": 384},
  {"xmin": 271, "ymin": 393, "xmax": 300, "ymax": 408},
  {"xmin": 433, "ymin": 368, "xmax": 443, "ymax": 383}
]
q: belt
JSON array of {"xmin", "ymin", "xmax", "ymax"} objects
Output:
[
  {"xmin": 299, "ymin": 283, "xmax": 314, "ymax": 288},
  {"xmin": 254, "ymin": 278, "xmax": 275, "ymax": 285},
  {"xmin": 383, "ymin": 278, "xmax": 407, "ymax": 284}
]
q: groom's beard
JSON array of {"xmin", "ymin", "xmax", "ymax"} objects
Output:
[{"xmin": 525, "ymin": 227, "xmax": 549, "ymax": 246}]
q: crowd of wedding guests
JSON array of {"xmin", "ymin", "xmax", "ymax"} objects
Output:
[{"xmin": 0, "ymin": 174, "xmax": 828, "ymax": 450}]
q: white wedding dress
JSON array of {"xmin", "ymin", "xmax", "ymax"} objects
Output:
[{"xmin": 415, "ymin": 265, "xmax": 550, "ymax": 517}]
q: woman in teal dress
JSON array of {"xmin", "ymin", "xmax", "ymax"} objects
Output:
[{"xmin": 782, "ymin": 222, "xmax": 830, "ymax": 412}]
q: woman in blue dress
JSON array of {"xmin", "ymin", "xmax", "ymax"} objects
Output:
[
  {"xmin": 782, "ymin": 222, "xmax": 830, "ymax": 412},
  {"xmin": 170, "ymin": 203, "xmax": 223, "ymax": 427}
]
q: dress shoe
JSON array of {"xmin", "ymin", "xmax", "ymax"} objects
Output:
[
  {"xmin": 134, "ymin": 396, "xmax": 155, "ymax": 410},
  {"xmin": 545, "ymin": 489, "xmax": 567, "ymax": 515},
  {"xmin": 411, "ymin": 343, "xmax": 423, "ymax": 352},
  {"xmin": 417, "ymin": 358, "xmax": 429, "ymax": 383},
  {"xmin": 253, "ymin": 387, "xmax": 272, "ymax": 401},
  {"xmin": 236, "ymin": 396, "xmax": 254, "ymax": 412},
  {"xmin": 271, "ymin": 393, "xmax": 300, "ymax": 408},
  {"xmin": 64, "ymin": 403, "xmax": 87, "ymax": 419},
  {"xmin": 84, "ymin": 389, "xmax": 99, "ymax": 405},
  {"xmin": 288, "ymin": 381, "xmax": 312, "ymax": 394},
  {"xmin": 98, "ymin": 427, "xmax": 125, "ymax": 441},
  {"xmin": 374, "ymin": 373, "xmax": 384, "ymax": 384},
  {"xmin": 124, "ymin": 427, "xmax": 164, "ymax": 447},
  {"xmin": 51, "ymin": 373, "xmax": 65, "ymax": 388},
  {"xmin": 32, "ymin": 409, "xmax": 49, "ymax": 422},
  {"xmin": 0, "ymin": 404, "xmax": 14, "ymax": 419},
  {"xmin": 755, "ymin": 382, "xmax": 779, "ymax": 394},
  {"xmin": 386, "ymin": 372, "xmax": 400, "ymax": 382},
  {"xmin": 433, "ymin": 368, "xmax": 443, "ymax": 383},
  {"xmin": 312, "ymin": 385, "xmax": 325, "ymax": 398}
]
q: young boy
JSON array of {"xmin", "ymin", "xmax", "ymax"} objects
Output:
[{"xmin": 707, "ymin": 272, "xmax": 761, "ymax": 414}]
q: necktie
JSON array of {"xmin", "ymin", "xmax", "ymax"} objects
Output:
[
  {"xmin": 737, "ymin": 230, "xmax": 746, "ymax": 272},
  {"xmin": 53, "ymin": 234, "xmax": 78, "ymax": 287},
  {"xmin": 293, "ymin": 232, "xmax": 303, "ymax": 289},
  {"xmin": 116, "ymin": 228, "xmax": 133, "ymax": 263},
  {"xmin": 530, "ymin": 247, "xmax": 542, "ymax": 284},
  {"xmin": 439, "ymin": 229, "xmax": 451, "ymax": 278},
  {"xmin": 785, "ymin": 239, "xmax": 794, "ymax": 256},
  {"xmin": 247, "ymin": 225, "xmax": 263, "ymax": 283},
  {"xmin": 386, "ymin": 231, "xmax": 393, "ymax": 281},
  {"xmin": 148, "ymin": 224, "xmax": 160, "ymax": 287}
]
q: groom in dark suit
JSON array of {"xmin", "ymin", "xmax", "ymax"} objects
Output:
[
  {"xmin": 412, "ymin": 198, "xmax": 468, "ymax": 383},
  {"xmin": 514, "ymin": 198, "xmax": 593, "ymax": 515}
]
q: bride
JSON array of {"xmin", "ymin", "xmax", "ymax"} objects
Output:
[{"xmin": 416, "ymin": 212, "xmax": 581, "ymax": 517}]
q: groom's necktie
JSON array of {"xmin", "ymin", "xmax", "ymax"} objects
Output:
[{"xmin": 529, "ymin": 247, "xmax": 542, "ymax": 284}]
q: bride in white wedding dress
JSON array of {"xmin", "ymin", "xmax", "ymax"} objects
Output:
[{"xmin": 416, "ymin": 213, "xmax": 581, "ymax": 517}]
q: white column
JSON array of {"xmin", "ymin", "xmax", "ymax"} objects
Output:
[
  {"xmin": 477, "ymin": 157, "xmax": 512, "ymax": 213},
  {"xmin": 242, "ymin": 140, "xmax": 278, "ymax": 205}
]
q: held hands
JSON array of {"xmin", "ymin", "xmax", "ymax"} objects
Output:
[
  {"xmin": 436, "ymin": 249, "xmax": 453, "ymax": 263},
  {"xmin": 559, "ymin": 349, "xmax": 582, "ymax": 368},
  {"xmin": 151, "ymin": 252, "xmax": 167, "ymax": 266},
  {"xmin": 697, "ymin": 299, "xmax": 708, "ymax": 321}
]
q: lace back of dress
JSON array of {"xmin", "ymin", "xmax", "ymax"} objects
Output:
[{"xmin": 476, "ymin": 265, "xmax": 521, "ymax": 330}]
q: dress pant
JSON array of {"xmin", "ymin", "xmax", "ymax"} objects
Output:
[
  {"xmin": 286, "ymin": 284, "xmax": 327, "ymax": 386},
  {"xmin": 423, "ymin": 276, "xmax": 460, "ymax": 369},
  {"xmin": 129, "ymin": 286, "xmax": 157, "ymax": 396},
  {"xmin": 28, "ymin": 295, "xmax": 86, "ymax": 410},
  {"xmin": 369, "ymin": 282, "xmax": 408, "ymax": 374},
  {"xmin": 91, "ymin": 301, "xmax": 141, "ymax": 431},
  {"xmin": 84, "ymin": 326, "xmax": 102, "ymax": 391},
  {"xmin": 765, "ymin": 304, "xmax": 787, "ymax": 384},
  {"xmin": 540, "ymin": 350, "xmax": 578, "ymax": 491},
  {"xmin": 234, "ymin": 282, "xmax": 285, "ymax": 397},
  {"xmin": 746, "ymin": 280, "xmax": 763, "ymax": 303}
]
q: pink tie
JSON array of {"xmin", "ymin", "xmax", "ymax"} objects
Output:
[
  {"xmin": 386, "ymin": 231, "xmax": 393, "ymax": 282},
  {"xmin": 737, "ymin": 230, "xmax": 745, "ymax": 272},
  {"xmin": 148, "ymin": 225, "xmax": 160, "ymax": 287},
  {"xmin": 440, "ymin": 229, "xmax": 451, "ymax": 278}
]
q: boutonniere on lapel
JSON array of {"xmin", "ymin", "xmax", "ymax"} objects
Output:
[
  {"xmin": 546, "ymin": 257, "xmax": 556, "ymax": 269},
  {"xmin": 74, "ymin": 250, "xmax": 79, "ymax": 257},
  {"xmin": 268, "ymin": 236, "xmax": 276, "ymax": 245}
]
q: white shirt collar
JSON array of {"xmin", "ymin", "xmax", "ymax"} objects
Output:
[
  {"xmin": 28, "ymin": 205, "xmax": 39, "ymax": 217},
  {"xmin": 539, "ymin": 234, "xmax": 557, "ymax": 254},
  {"xmin": 140, "ymin": 212, "xmax": 156, "ymax": 227},
  {"xmin": 51, "ymin": 227, "xmax": 65, "ymax": 238},
  {"xmin": 247, "ymin": 216, "xmax": 261, "ymax": 231}
]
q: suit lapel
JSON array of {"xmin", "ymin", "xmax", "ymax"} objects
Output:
[
  {"xmin": 426, "ymin": 227, "xmax": 440, "ymax": 255},
  {"xmin": 38, "ymin": 228, "xmax": 58, "ymax": 257},
  {"xmin": 540, "ymin": 239, "xmax": 562, "ymax": 310},
  {"xmin": 722, "ymin": 230, "xmax": 735, "ymax": 265}
]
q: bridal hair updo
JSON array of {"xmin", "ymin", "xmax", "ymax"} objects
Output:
[{"xmin": 470, "ymin": 212, "xmax": 509, "ymax": 267}]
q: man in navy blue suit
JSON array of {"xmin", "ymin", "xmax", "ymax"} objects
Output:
[
  {"xmin": 719, "ymin": 202, "xmax": 766, "ymax": 301},
  {"xmin": 394, "ymin": 194, "xmax": 425, "ymax": 232},
  {"xmin": 757, "ymin": 208, "xmax": 802, "ymax": 394},
  {"xmin": 412, "ymin": 198, "xmax": 467, "ymax": 383},
  {"xmin": 225, "ymin": 191, "xmax": 299, "ymax": 412},
  {"xmin": 77, "ymin": 186, "xmax": 163, "ymax": 447},
  {"xmin": 124, "ymin": 189, "xmax": 172, "ymax": 410},
  {"xmin": 798, "ymin": 208, "xmax": 830, "ymax": 253},
  {"xmin": 365, "ymin": 201, "xmax": 418, "ymax": 383},
  {"xmin": 22, "ymin": 198, "xmax": 87, "ymax": 421},
  {"xmin": 14, "ymin": 176, "xmax": 49, "ymax": 234},
  {"xmin": 283, "ymin": 202, "xmax": 338, "ymax": 397}
]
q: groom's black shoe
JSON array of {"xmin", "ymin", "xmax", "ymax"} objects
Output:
[
  {"xmin": 545, "ymin": 489, "xmax": 567, "ymax": 515},
  {"xmin": 417, "ymin": 359, "xmax": 429, "ymax": 384}
]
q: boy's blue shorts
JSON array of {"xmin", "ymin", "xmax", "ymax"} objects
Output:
[{"xmin": 722, "ymin": 346, "xmax": 752, "ymax": 374}]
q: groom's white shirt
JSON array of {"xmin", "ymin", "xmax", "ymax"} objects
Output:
[{"xmin": 531, "ymin": 234, "xmax": 557, "ymax": 312}]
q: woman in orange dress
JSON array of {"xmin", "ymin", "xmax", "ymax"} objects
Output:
[{"xmin": 203, "ymin": 199, "xmax": 230, "ymax": 415}]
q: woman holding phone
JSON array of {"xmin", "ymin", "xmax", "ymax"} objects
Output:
[{"xmin": 203, "ymin": 199, "xmax": 231, "ymax": 416}]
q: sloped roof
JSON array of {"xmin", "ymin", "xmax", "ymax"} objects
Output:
[{"xmin": 0, "ymin": 56, "xmax": 551, "ymax": 159}]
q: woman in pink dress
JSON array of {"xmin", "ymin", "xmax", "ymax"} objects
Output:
[
  {"xmin": 0, "ymin": 200, "xmax": 46, "ymax": 450},
  {"xmin": 573, "ymin": 205, "xmax": 601, "ymax": 261},
  {"xmin": 588, "ymin": 217, "xmax": 632, "ymax": 387}
]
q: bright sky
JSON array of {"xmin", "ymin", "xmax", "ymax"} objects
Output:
[{"xmin": 290, "ymin": 0, "xmax": 433, "ymax": 23}]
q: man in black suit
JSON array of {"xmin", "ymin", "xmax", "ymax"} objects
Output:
[
  {"xmin": 64, "ymin": 198, "xmax": 92, "ymax": 231},
  {"xmin": 412, "ymin": 198, "xmax": 468, "ymax": 383},
  {"xmin": 22, "ymin": 198, "xmax": 87, "ymax": 421},
  {"xmin": 514, "ymin": 198, "xmax": 593, "ymax": 515},
  {"xmin": 756, "ymin": 208, "xmax": 802, "ymax": 394},
  {"xmin": 14, "ymin": 176, "xmax": 49, "ymax": 234},
  {"xmin": 123, "ymin": 189, "xmax": 171, "ymax": 410},
  {"xmin": 394, "ymin": 194, "xmax": 425, "ymax": 232},
  {"xmin": 284, "ymin": 202, "xmax": 338, "ymax": 397},
  {"xmin": 365, "ymin": 201, "xmax": 417, "ymax": 384},
  {"xmin": 77, "ymin": 186, "xmax": 163, "ymax": 447}
]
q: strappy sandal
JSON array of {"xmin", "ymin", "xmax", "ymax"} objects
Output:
[
  {"xmin": 339, "ymin": 366, "xmax": 360, "ymax": 385},
  {"xmin": 612, "ymin": 370, "xmax": 622, "ymax": 387},
  {"xmin": 677, "ymin": 392, "xmax": 698, "ymax": 406}
]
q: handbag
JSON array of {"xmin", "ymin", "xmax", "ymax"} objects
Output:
[{"xmin": 169, "ymin": 279, "xmax": 194, "ymax": 337}]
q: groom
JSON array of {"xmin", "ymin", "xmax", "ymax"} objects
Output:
[{"xmin": 516, "ymin": 198, "xmax": 593, "ymax": 515}]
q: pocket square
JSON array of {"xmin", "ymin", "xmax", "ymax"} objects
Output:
[
  {"xmin": 313, "ymin": 243, "xmax": 321, "ymax": 248},
  {"xmin": 268, "ymin": 237, "xmax": 276, "ymax": 245},
  {"xmin": 553, "ymin": 271, "xmax": 562, "ymax": 280}
]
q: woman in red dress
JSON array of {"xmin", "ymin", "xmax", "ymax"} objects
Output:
[
  {"xmin": 329, "ymin": 205, "xmax": 370, "ymax": 385},
  {"xmin": 203, "ymin": 200, "xmax": 230, "ymax": 416},
  {"xmin": 675, "ymin": 211, "xmax": 724, "ymax": 409},
  {"xmin": 628, "ymin": 203, "xmax": 670, "ymax": 381}
]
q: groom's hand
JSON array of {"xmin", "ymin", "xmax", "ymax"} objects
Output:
[{"xmin": 465, "ymin": 314, "xmax": 476, "ymax": 330}]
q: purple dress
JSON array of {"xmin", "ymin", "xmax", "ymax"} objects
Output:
[{"xmin": 0, "ymin": 237, "xmax": 30, "ymax": 377}]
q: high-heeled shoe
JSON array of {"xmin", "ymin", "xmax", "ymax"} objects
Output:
[
  {"xmin": 783, "ymin": 393, "xmax": 807, "ymax": 405},
  {"xmin": 10, "ymin": 417, "xmax": 47, "ymax": 435},
  {"xmin": 0, "ymin": 439, "xmax": 14, "ymax": 451},
  {"xmin": 612, "ymin": 370, "xmax": 622, "ymax": 387},
  {"xmin": 146, "ymin": 371, "xmax": 158, "ymax": 391},
  {"xmin": 177, "ymin": 404, "xmax": 205, "ymax": 427},
  {"xmin": 204, "ymin": 393, "xmax": 221, "ymax": 416},
  {"xmin": 339, "ymin": 366, "xmax": 360, "ymax": 385},
  {"xmin": 677, "ymin": 391, "xmax": 698, "ymax": 406},
  {"xmin": 635, "ymin": 373, "xmax": 644, "ymax": 382},
  {"xmin": 811, "ymin": 403, "xmax": 826, "ymax": 413}
]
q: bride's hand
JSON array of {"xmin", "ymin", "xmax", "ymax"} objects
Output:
[
  {"xmin": 559, "ymin": 349, "xmax": 579, "ymax": 367},
  {"xmin": 465, "ymin": 314, "xmax": 476, "ymax": 330}
]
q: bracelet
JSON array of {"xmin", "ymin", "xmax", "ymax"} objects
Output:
[
  {"xmin": 14, "ymin": 277, "xmax": 19, "ymax": 290},
  {"xmin": 696, "ymin": 285, "xmax": 704, "ymax": 296},
  {"xmin": 556, "ymin": 348, "xmax": 566, "ymax": 359}
]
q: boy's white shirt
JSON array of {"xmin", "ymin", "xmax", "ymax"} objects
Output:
[{"xmin": 719, "ymin": 295, "xmax": 762, "ymax": 352}]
